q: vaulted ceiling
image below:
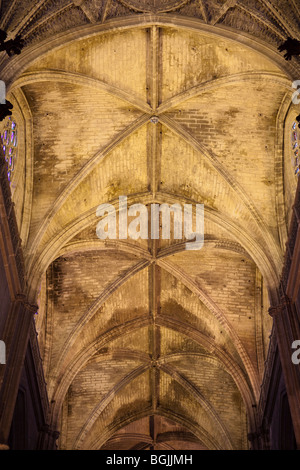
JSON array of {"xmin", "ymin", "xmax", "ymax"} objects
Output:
[{"xmin": 1, "ymin": 0, "xmax": 299, "ymax": 450}]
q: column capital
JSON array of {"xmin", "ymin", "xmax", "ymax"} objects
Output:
[
  {"xmin": 14, "ymin": 293, "xmax": 26, "ymax": 302},
  {"xmin": 51, "ymin": 430, "xmax": 60, "ymax": 440},
  {"xmin": 14, "ymin": 294, "xmax": 38, "ymax": 315},
  {"xmin": 268, "ymin": 305, "xmax": 282, "ymax": 317},
  {"xmin": 247, "ymin": 432, "xmax": 259, "ymax": 441},
  {"xmin": 40, "ymin": 424, "xmax": 59, "ymax": 439},
  {"xmin": 268, "ymin": 294, "xmax": 292, "ymax": 317},
  {"xmin": 280, "ymin": 293, "xmax": 291, "ymax": 309},
  {"xmin": 23, "ymin": 301, "xmax": 38, "ymax": 315}
]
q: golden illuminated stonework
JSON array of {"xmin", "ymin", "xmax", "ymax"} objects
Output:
[{"xmin": 119, "ymin": 0, "xmax": 190, "ymax": 12}]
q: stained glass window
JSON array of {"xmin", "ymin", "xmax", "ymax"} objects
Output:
[
  {"xmin": 1, "ymin": 116, "xmax": 17, "ymax": 184},
  {"xmin": 292, "ymin": 121, "xmax": 300, "ymax": 177}
]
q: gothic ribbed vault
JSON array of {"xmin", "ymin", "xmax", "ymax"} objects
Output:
[{"xmin": 1, "ymin": 0, "xmax": 300, "ymax": 450}]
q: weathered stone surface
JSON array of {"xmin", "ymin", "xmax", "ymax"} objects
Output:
[{"xmin": 0, "ymin": 0, "xmax": 298, "ymax": 450}]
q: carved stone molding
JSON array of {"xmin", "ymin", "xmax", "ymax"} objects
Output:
[
  {"xmin": 118, "ymin": 0, "xmax": 190, "ymax": 13},
  {"xmin": 268, "ymin": 295, "xmax": 291, "ymax": 318},
  {"xmin": 12, "ymin": 294, "xmax": 38, "ymax": 315},
  {"xmin": 38, "ymin": 423, "xmax": 60, "ymax": 450},
  {"xmin": 0, "ymin": 0, "xmax": 299, "ymax": 76},
  {"xmin": 268, "ymin": 305, "xmax": 282, "ymax": 318}
]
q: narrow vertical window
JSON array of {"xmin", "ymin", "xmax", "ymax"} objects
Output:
[
  {"xmin": 292, "ymin": 121, "xmax": 299, "ymax": 177},
  {"xmin": 1, "ymin": 116, "xmax": 18, "ymax": 184}
]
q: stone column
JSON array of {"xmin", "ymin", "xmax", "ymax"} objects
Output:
[
  {"xmin": 37, "ymin": 424, "xmax": 60, "ymax": 450},
  {"xmin": 258, "ymin": 424, "xmax": 270, "ymax": 450},
  {"xmin": 269, "ymin": 291, "xmax": 300, "ymax": 449},
  {"xmin": 0, "ymin": 295, "xmax": 37, "ymax": 447},
  {"xmin": 247, "ymin": 431, "xmax": 260, "ymax": 450},
  {"xmin": 247, "ymin": 423, "xmax": 270, "ymax": 450}
]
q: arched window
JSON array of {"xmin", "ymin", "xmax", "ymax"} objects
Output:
[
  {"xmin": 292, "ymin": 121, "xmax": 299, "ymax": 177},
  {"xmin": 1, "ymin": 116, "xmax": 18, "ymax": 184}
]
